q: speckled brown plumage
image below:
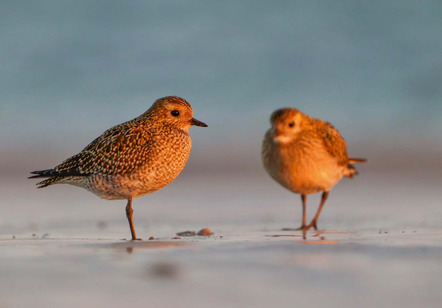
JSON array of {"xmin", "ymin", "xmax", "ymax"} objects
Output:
[
  {"xmin": 29, "ymin": 96, "xmax": 207, "ymax": 240},
  {"xmin": 262, "ymin": 108, "xmax": 366, "ymax": 232}
]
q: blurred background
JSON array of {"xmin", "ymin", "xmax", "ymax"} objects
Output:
[
  {"xmin": 1, "ymin": 2, "xmax": 442, "ymax": 308},
  {"xmin": 1, "ymin": 0, "xmax": 441, "ymax": 177}
]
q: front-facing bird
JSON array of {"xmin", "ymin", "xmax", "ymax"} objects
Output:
[
  {"xmin": 29, "ymin": 96, "xmax": 207, "ymax": 240},
  {"xmin": 262, "ymin": 108, "xmax": 366, "ymax": 232}
]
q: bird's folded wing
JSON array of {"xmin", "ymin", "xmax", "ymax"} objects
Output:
[
  {"xmin": 54, "ymin": 126, "xmax": 154, "ymax": 176},
  {"xmin": 317, "ymin": 122, "xmax": 349, "ymax": 166}
]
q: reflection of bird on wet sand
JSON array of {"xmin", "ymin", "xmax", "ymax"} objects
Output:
[
  {"xmin": 29, "ymin": 96, "xmax": 207, "ymax": 240},
  {"xmin": 262, "ymin": 108, "xmax": 366, "ymax": 232}
]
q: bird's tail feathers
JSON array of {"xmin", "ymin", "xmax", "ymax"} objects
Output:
[
  {"xmin": 28, "ymin": 169, "xmax": 63, "ymax": 188},
  {"xmin": 28, "ymin": 169, "xmax": 56, "ymax": 179},
  {"xmin": 345, "ymin": 165, "xmax": 358, "ymax": 178},
  {"xmin": 35, "ymin": 177, "xmax": 63, "ymax": 188},
  {"xmin": 348, "ymin": 158, "xmax": 367, "ymax": 164},
  {"xmin": 344, "ymin": 158, "xmax": 367, "ymax": 179}
]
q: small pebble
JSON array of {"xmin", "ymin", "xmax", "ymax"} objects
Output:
[
  {"xmin": 197, "ymin": 228, "xmax": 213, "ymax": 236},
  {"xmin": 176, "ymin": 231, "xmax": 196, "ymax": 236},
  {"xmin": 176, "ymin": 228, "xmax": 214, "ymax": 237}
]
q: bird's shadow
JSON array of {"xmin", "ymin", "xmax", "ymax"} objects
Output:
[
  {"xmin": 109, "ymin": 240, "xmax": 190, "ymax": 253},
  {"xmin": 266, "ymin": 230, "xmax": 343, "ymax": 243}
]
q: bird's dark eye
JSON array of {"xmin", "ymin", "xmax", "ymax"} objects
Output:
[
  {"xmin": 171, "ymin": 110, "xmax": 180, "ymax": 117},
  {"xmin": 288, "ymin": 122, "xmax": 295, "ymax": 127}
]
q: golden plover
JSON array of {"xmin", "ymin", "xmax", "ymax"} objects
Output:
[
  {"xmin": 262, "ymin": 108, "xmax": 366, "ymax": 231},
  {"xmin": 29, "ymin": 96, "xmax": 207, "ymax": 240}
]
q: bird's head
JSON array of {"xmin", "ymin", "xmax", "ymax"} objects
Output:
[
  {"xmin": 149, "ymin": 96, "xmax": 207, "ymax": 131},
  {"xmin": 269, "ymin": 108, "xmax": 309, "ymax": 143}
]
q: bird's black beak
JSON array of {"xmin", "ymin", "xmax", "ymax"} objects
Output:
[{"xmin": 190, "ymin": 118, "xmax": 208, "ymax": 127}]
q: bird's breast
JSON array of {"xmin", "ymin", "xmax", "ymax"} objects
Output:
[
  {"xmin": 137, "ymin": 131, "xmax": 192, "ymax": 185},
  {"xmin": 262, "ymin": 133, "xmax": 344, "ymax": 194}
]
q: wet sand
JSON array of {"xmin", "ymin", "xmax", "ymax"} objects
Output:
[{"xmin": 1, "ymin": 170, "xmax": 441, "ymax": 308}]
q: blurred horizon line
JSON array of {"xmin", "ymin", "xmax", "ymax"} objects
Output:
[{"xmin": 3, "ymin": 141, "xmax": 441, "ymax": 177}]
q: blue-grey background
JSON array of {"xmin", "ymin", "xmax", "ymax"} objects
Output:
[
  {"xmin": 1, "ymin": 3, "xmax": 442, "ymax": 308},
  {"xmin": 1, "ymin": 0, "xmax": 441, "ymax": 174}
]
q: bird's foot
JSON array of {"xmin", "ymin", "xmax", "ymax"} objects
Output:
[
  {"xmin": 282, "ymin": 225, "xmax": 311, "ymax": 231},
  {"xmin": 130, "ymin": 237, "xmax": 143, "ymax": 241},
  {"xmin": 306, "ymin": 221, "xmax": 318, "ymax": 231}
]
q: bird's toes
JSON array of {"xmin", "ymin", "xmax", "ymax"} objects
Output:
[
  {"xmin": 126, "ymin": 237, "xmax": 143, "ymax": 241},
  {"xmin": 282, "ymin": 226, "xmax": 311, "ymax": 231}
]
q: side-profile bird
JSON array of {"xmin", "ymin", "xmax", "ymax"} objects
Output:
[
  {"xmin": 262, "ymin": 108, "xmax": 366, "ymax": 231},
  {"xmin": 29, "ymin": 96, "xmax": 207, "ymax": 240}
]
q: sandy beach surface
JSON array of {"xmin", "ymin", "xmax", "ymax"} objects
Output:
[{"xmin": 1, "ymin": 170, "xmax": 441, "ymax": 308}]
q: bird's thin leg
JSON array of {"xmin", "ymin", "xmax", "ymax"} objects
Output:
[
  {"xmin": 299, "ymin": 194, "xmax": 307, "ymax": 230},
  {"xmin": 307, "ymin": 191, "xmax": 329, "ymax": 230},
  {"xmin": 282, "ymin": 194, "xmax": 308, "ymax": 231},
  {"xmin": 125, "ymin": 198, "xmax": 141, "ymax": 240}
]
